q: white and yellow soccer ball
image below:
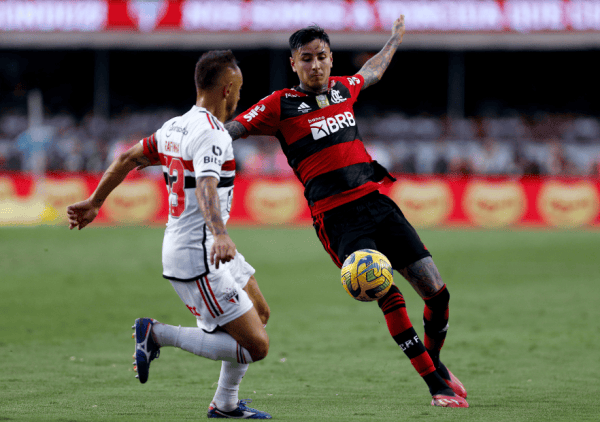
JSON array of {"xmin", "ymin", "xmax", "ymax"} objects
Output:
[{"xmin": 341, "ymin": 249, "xmax": 393, "ymax": 302}]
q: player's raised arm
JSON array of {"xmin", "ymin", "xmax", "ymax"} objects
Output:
[
  {"xmin": 224, "ymin": 120, "xmax": 248, "ymax": 141},
  {"xmin": 357, "ymin": 15, "xmax": 405, "ymax": 90},
  {"xmin": 66, "ymin": 143, "xmax": 153, "ymax": 230},
  {"xmin": 195, "ymin": 176, "xmax": 236, "ymax": 269}
]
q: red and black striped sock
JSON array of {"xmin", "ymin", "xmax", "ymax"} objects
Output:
[
  {"xmin": 423, "ymin": 285, "xmax": 450, "ymax": 372},
  {"xmin": 378, "ymin": 285, "xmax": 438, "ymax": 379}
]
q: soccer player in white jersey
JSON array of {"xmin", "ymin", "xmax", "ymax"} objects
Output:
[{"xmin": 67, "ymin": 50, "xmax": 272, "ymax": 419}]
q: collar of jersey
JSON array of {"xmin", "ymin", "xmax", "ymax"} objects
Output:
[{"xmin": 293, "ymin": 85, "xmax": 330, "ymax": 96}]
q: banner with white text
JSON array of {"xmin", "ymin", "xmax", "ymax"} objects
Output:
[{"xmin": 2, "ymin": 0, "xmax": 600, "ymax": 34}]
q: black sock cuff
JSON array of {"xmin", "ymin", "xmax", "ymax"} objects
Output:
[{"xmin": 424, "ymin": 285, "xmax": 450, "ymax": 310}]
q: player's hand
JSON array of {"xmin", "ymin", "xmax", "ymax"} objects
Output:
[
  {"xmin": 392, "ymin": 15, "xmax": 405, "ymax": 43},
  {"xmin": 67, "ymin": 198, "xmax": 100, "ymax": 230},
  {"xmin": 210, "ymin": 234, "xmax": 237, "ymax": 269}
]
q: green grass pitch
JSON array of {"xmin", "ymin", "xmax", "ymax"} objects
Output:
[{"xmin": 1, "ymin": 226, "xmax": 599, "ymax": 421}]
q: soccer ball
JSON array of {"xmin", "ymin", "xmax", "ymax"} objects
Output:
[{"xmin": 340, "ymin": 249, "xmax": 393, "ymax": 302}]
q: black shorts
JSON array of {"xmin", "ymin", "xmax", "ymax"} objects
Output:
[{"xmin": 313, "ymin": 191, "xmax": 432, "ymax": 270}]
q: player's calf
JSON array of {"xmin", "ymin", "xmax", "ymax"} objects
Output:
[
  {"xmin": 243, "ymin": 330, "xmax": 269, "ymax": 362},
  {"xmin": 423, "ymin": 285, "xmax": 450, "ymax": 367}
]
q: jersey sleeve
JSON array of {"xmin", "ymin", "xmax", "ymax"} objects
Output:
[
  {"xmin": 343, "ymin": 74, "xmax": 365, "ymax": 102},
  {"xmin": 233, "ymin": 92, "xmax": 281, "ymax": 137},
  {"xmin": 189, "ymin": 130, "xmax": 232, "ymax": 181},
  {"xmin": 139, "ymin": 132, "xmax": 161, "ymax": 165}
]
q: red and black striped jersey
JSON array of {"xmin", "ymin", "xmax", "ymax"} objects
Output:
[{"xmin": 234, "ymin": 74, "xmax": 395, "ymax": 216}]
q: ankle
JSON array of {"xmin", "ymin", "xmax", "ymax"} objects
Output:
[{"xmin": 423, "ymin": 370, "xmax": 452, "ymax": 396}]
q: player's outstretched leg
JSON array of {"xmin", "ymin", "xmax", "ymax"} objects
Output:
[
  {"xmin": 132, "ymin": 318, "xmax": 161, "ymax": 383},
  {"xmin": 208, "ymin": 398, "xmax": 272, "ymax": 419},
  {"xmin": 377, "ymin": 285, "xmax": 468, "ymax": 408}
]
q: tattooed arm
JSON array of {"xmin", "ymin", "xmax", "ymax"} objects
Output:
[
  {"xmin": 398, "ymin": 257, "xmax": 446, "ymax": 299},
  {"xmin": 225, "ymin": 120, "xmax": 248, "ymax": 141},
  {"xmin": 196, "ymin": 176, "xmax": 236, "ymax": 268},
  {"xmin": 67, "ymin": 142, "xmax": 153, "ymax": 230},
  {"xmin": 357, "ymin": 15, "xmax": 406, "ymax": 90}
]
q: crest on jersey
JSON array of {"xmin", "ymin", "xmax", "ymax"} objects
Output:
[
  {"xmin": 316, "ymin": 95, "xmax": 330, "ymax": 109},
  {"xmin": 330, "ymin": 89, "xmax": 346, "ymax": 104}
]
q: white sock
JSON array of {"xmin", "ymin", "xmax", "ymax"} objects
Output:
[
  {"xmin": 212, "ymin": 361, "xmax": 249, "ymax": 411},
  {"xmin": 152, "ymin": 323, "xmax": 253, "ymax": 363},
  {"xmin": 151, "ymin": 323, "xmax": 181, "ymax": 347}
]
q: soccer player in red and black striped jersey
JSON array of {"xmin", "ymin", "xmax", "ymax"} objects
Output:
[{"xmin": 226, "ymin": 16, "xmax": 468, "ymax": 408}]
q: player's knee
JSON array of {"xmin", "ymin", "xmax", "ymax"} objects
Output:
[
  {"xmin": 250, "ymin": 333, "xmax": 270, "ymax": 362},
  {"xmin": 258, "ymin": 304, "xmax": 271, "ymax": 326}
]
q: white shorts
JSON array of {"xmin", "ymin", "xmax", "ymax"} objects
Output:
[{"xmin": 169, "ymin": 251, "xmax": 255, "ymax": 332}]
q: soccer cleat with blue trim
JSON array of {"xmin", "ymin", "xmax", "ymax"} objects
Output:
[
  {"xmin": 437, "ymin": 361, "xmax": 467, "ymax": 399},
  {"xmin": 132, "ymin": 318, "xmax": 160, "ymax": 384},
  {"xmin": 207, "ymin": 399, "xmax": 272, "ymax": 419},
  {"xmin": 431, "ymin": 394, "xmax": 469, "ymax": 408}
]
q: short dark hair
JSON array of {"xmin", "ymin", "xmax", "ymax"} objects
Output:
[
  {"xmin": 289, "ymin": 25, "xmax": 330, "ymax": 52},
  {"xmin": 194, "ymin": 50, "xmax": 238, "ymax": 92}
]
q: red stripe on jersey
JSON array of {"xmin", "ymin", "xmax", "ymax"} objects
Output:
[
  {"xmin": 196, "ymin": 279, "xmax": 216, "ymax": 318},
  {"xmin": 210, "ymin": 115, "xmax": 224, "ymax": 131},
  {"xmin": 204, "ymin": 276, "xmax": 224, "ymax": 314},
  {"xmin": 141, "ymin": 133, "xmax": 160, "ymax": 164},
  {"xmin": 221, "ymin": 160, "xmax": 236, "ymax": 171},
  {"xmin": 159, "ymin": 152, "xmax": 194, "ymax": 172},
  {"xmin": 296, "ymin": 140, "xmax": 371, "ymax": 184},
  {"xmin": 205, "ymin": 114, "xmax": 215, "ymax": 130}
]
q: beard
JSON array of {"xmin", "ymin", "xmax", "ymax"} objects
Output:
[{"xmin": 224, "ymin": 101, "xmax": 236, "ymax": 122}]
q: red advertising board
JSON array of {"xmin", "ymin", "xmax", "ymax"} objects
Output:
[
  {"xmin": 2, "ymin": 0, "xmax": 600, "ymax": 33},
  {"xmin": 1, "ymin": 172, "xmax": 599, "ymax": 228}
]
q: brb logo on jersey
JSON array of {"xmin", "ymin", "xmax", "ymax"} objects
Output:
[
  {"xmin": 243, "ymin": 104, "xmax": 266, "ymax": 122},
  {"xmin": 309, "ymin": 112, "xmax": 356, "ymax": 140}
]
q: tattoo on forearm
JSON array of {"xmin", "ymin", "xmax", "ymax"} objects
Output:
[
  {"xmin": 358, "ymin": 38, "xmax": 400, "ymax": 90},
  {"xmin": 399, "ymin": 257, "xmax": 445, "ymax": 299},
  {"xmin": 225, "ymin": 121, "xmax": 248, "ymax": 141},
  {"xmin": 196, "ymin": 178, "xmax": 227, "ymax": 236}
]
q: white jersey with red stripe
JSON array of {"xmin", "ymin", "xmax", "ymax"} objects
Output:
[{"xmin": 140, "ymin": 105, "xmax": 236, "ymax": 281}]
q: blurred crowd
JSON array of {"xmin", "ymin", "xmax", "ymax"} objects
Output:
[{"xmin": 1, "ymin": 109, "xmax": 600, "ymax": 177}]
